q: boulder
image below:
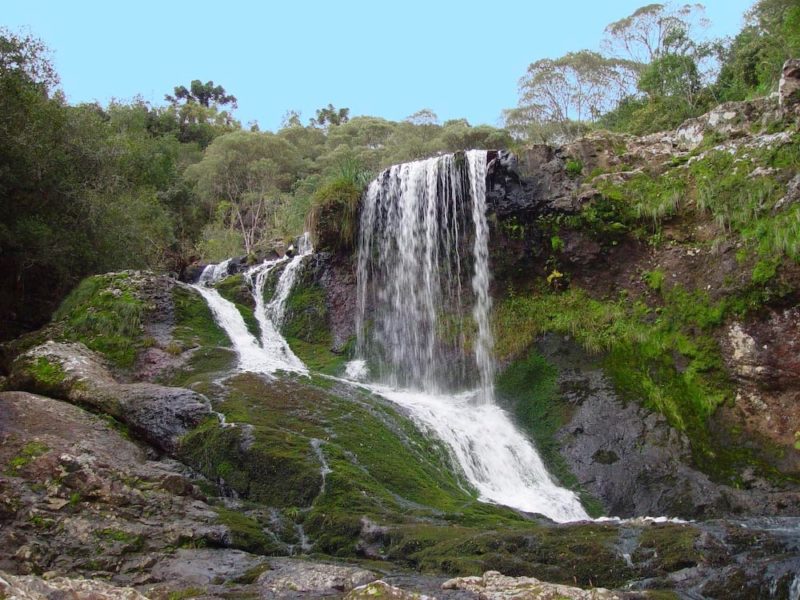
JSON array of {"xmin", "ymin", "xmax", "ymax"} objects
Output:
[
  {"xmin": 442, "ymin": 571, "xmax": 626, "ymax": 599},
  {"xmin": 779, "ymin": 58, "xmax": 800, "ymax": 111},
  {"xmin": 0, "ymin": 571, "xmax": 148, "ymax": 600},
  {"xmin": 257, "ymin": 559, "xmax": 376, "ymax": 597},
  {"xmin": 9, "ymin": 342, "xmax": 211, "ymax": 454},
  {"xmin": 346, "ymin": 580, "xmax": 431, "ymax": 599}
]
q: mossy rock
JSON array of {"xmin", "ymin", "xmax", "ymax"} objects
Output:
[{"xmin": 51, "ymin": 272, "xmax": 149, "ymax": 368}]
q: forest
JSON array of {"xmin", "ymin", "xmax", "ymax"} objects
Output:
[{"xmin": 2, "ymin": 0, "xmax": 798, "ymax": 339}]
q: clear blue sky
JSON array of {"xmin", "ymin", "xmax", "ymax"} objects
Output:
[{"xmin": 4, "ymin": 0, "xmax": 754, "ymax": 131}]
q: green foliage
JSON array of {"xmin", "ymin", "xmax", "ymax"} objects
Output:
[
  {"xmin": 54, "ymin": 273, "xmax": 147, "ymax": 367},
  {"xmin": 215, "ymin": 507, "xmax": 283, "ymax": 555},
  {"xmin": 565, "ymin": 159, "xmax": 583, "ymax": 178},
  {"xmin": 643, "ymin": 269, "xmax": 666, "ymax": 291},
  {"xmin": 28, "ymin": 357, "xmax": 66, "ymax": 388},
  {"xmin": 306, "ymin": 162, "xmax": 367, "ymax": 252},
  {"xmin": 715, "ymin": 0, "xmax": 800, "ymax": 100}
]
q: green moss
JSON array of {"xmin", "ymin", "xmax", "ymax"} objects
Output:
[
  {"xmin": 632, "ymin": 524, "xmax": 701, "ymax": 574},
  {"xmin": 492, "ymin": 285, "xmax": 789, "ymax": 484},
  {"xmin": 496, "ymin": 350, "xmax": 603, "ymax": 517},
  {"xmin": 283, "ymin": 284, "xmax": 329, "ymax": 344},
  {"xmin": 215, "ymin": 507, "xmax": 285, "ymax": 555},
  {"xmin": 565, "ymin": 159, "xmax": 583, "ymax": 178},
  {"xmin": 172, "ymin": 285, "xmax": 230, "ymax": 349},
  {"xmin": 166, "ymin": 587, "xmax": 206, "ymax": 600},
  {"xmin": 96, "ymin": 528, "xmax": 144, "ymax": 551},
  {"xmin": 384, "ymin": 522, "xmax": 632, "ymax": 588},
  {"xmin": 5, "ymin": 441, "xmax": 49, "ymax": 474},
  {"xmin": 27, "ymin": 356, "xmax": 66, "ymax": 391},
  {"xmin": 53, "ymin": 273, "xmax": 147, "ymax": 367}
]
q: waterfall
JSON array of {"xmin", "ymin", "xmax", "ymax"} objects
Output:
[
  {"xmin": 353, "ymin": 150, "xmax": 588, "ymax": 522},
  {"xmin": 193, "ymin": 236, "xmax": 312, "ymax": 376},
  {"xmin": 356, "ymin": 150, "xmax": 494, "ymax": 399}
]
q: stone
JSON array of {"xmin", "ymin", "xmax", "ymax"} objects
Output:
[
  {"xmin": 0, "ymin": 571, "xmax": 148, "ymax": 600},
  {"xmin": 346, "ymin": 580, "xmax": 432, "ymax": 599},
  {"xmin": 257, "ymin": 558, "xmax": 377, "ymax": 597},
  {"xmin": 9, "ymin": 342, "xmax": 211, "ymax": 454},
  {"xmin": 779, "ymin": 58, "xmax": 800, "ymax": 110},
  {"xmin": 442, "ymin": 571, "xmax": 625, "ymax": 599}
]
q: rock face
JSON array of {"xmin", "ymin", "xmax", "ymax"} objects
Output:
[
  {"xmin": 537, "ymin": 334, "xmax": 800, "ymax": 518},
  {"xmin": 0, "ymin": 391, "xmax": 230, "ymax": 580},
  {"xmin": 9, "ymin": 342, "xmax": 211, "ymax": 454},
  {"xmin": 779, "ymin": 58, "xmax": 800, "ymax": 111},
  {"xmin": 721, "ymin": 308, "xmax": 800, "ymax": 475}
]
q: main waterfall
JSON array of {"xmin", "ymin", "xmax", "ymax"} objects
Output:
[{"xmin": 353, "ymin": 150, "xmax": 588, "ymax": 522}]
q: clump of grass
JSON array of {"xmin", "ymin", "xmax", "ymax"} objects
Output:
[{"xmin": 306, "ymin": 158, "xmax": 371, "ymax": 252}]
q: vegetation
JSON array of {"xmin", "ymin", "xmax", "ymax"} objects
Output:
[
  {"xmin": 53, "ymin": 273, "xmax": 147, "ymax": 367},
  {"xmin": 508, "ymin": 0, "xmax": 800, "ymax": 140}
]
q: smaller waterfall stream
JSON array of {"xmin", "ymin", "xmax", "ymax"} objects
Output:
[{"xmin": 193, "ymin": 236, "xmax": 312, "ymax": 376}]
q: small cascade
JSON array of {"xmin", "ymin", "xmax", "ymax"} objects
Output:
[
  {"xmin": 198, "ymin": 258, "xmax": 232, "ymax": 285},
  {"xmin": 266, "ymin": 232, "xmax": 312, "ymax": 326},
  {"xmin": 353, "ymin": 150, "xmax": 588, "ymax": 522},
  {"xmin": 192, "ymin": 235, "xmax": 312, "ymax": 376}
]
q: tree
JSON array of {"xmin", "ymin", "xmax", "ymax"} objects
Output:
[
  {"xmin": 715, "ymin": 0, "xmax": 800, "ymax": 99},
  {"xmin": 0, "ymin": 27, "xmax": 58, "ymax": 91},
  {"xmin": 512, "ymin": 50, "xmax": 637, "ymax": 142},
  {"xmin": 185, "ymin": 131, "xmax": 304, "ymax": 257},
  {"xmin": 602, "ymin": 3, "xmax": 710, "ymax": 65},
  {"xmin": 166, "ymin": 79, "xmax": 237, "ymax": 108},
  {"xmin": 405, "ymin": 108, "xmax": 439, "ymax": 126},
  {"xmin": 310, "ymin": 103, "xmax": 350, "ymax": 128}
]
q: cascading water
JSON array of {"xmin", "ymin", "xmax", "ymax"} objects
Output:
[
  {"xmin": 353, "ymin": 150, "xmax": 588, "ymax": 522},
  {"xmin": 193, "ymin": 236, "xmax": 312, "ymax": 376}
]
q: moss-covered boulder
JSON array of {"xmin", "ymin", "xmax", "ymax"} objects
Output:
[{"xmin": 10, "ymin": 341, "xmax": 211, "ymax": 454}]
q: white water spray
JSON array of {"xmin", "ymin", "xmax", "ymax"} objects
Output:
[{"xmin": 354, "ymin": 150, "xmax": 588, "ymax": 522}]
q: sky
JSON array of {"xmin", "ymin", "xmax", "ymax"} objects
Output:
[{"xmin": 4, "ymin": 0, "xmax": 755, "ymax": 131}]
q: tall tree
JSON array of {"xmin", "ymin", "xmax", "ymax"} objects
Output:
[
  {"xmin": 512, "ymin": 50, "xmax": 637, "ymax": 141},
  {"xmin": 310, "ymin": 103, "xmax": 350, "ymax": 128}
]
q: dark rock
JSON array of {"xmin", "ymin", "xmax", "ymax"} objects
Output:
[
  {"xmin": 537, "ymin": 334, "xmax": 800, "ymax": 518},
  {"xmin": 181, "ymin": 262, "xmax": 207, "ymax": 284},
  {"xmin": 9, "ymin": 342, "xmax": 212, "ymax": 455}
]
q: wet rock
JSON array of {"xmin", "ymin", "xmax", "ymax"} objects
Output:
[
  {"xmin": 442, "ymin": 571, "xmax": 627, "ymax": 599},
  {"xmin": 536, "ymin": 334, "xmax": 800, "ymax": 518},
  {"xmin": 9, "ymin": 342, "xmax": 211, "ymax": 454},
  {"xmin": 0, "ymin": 570, "xmax": 148, "ymax": 600},
  {"xmin": 147, "ymin": 548, "xmax": 269, "ymax": 587},
  {"xmin": 256, "ymin": 558, "xmax": 377, "ymax": 598}
]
